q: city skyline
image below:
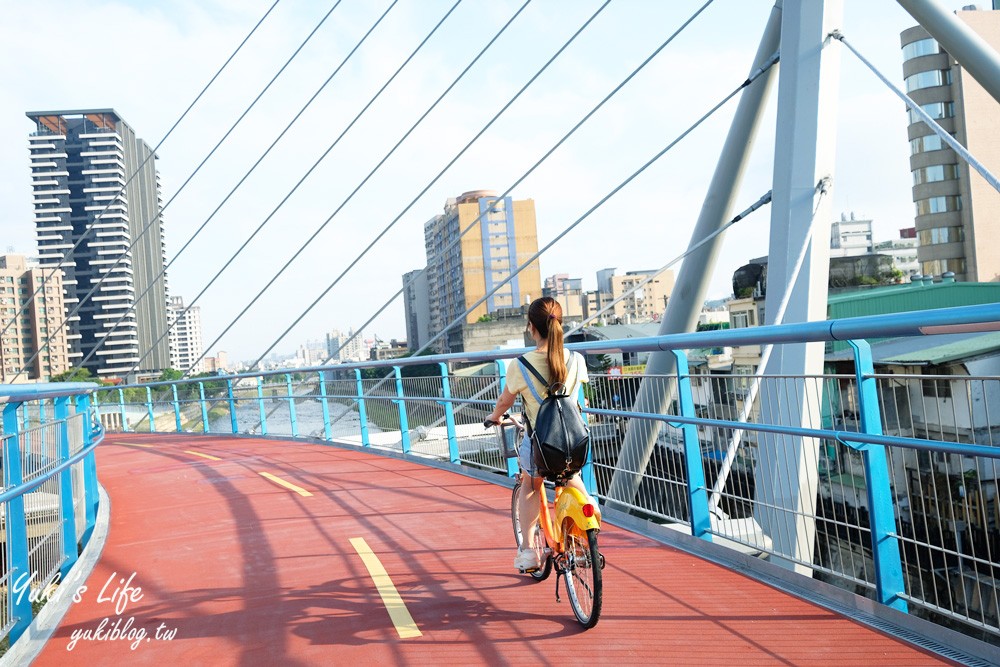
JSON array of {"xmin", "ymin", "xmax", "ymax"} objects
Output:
[{"xmin": 0, "ymin": 0, "xmax": 990, "ymax": 361}]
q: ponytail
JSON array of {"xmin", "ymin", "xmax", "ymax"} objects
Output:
[
  {"xmin": 528, "ymin": 297, "xmax": 567, "ymax": 386},
  {"xmin": 546, "ymin": 317, "xmax": 567, "ymax": 386}
]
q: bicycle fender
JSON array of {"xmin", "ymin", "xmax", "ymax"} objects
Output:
[{"xmin": 555, "ymin": 487, "xmax": 600, "ymax": 532}]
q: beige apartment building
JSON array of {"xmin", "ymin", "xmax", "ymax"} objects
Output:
[
  {"xmin": 901, "ymin": 8, "xmax": 1000, "ymax": 281},
  {"xmin": 422, "ymin": 190, "xmax": 541, "ymax": 352},
  {"xmin": 609, "ymin": 268, "xmax": 675, "ymax": 323},
  {"xmin": 0, "ymin": 254, "xmax": 69, "ymax": 382}
]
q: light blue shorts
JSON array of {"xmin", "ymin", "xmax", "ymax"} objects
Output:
[{"xmin": 518, "ymin": 434, "xmax": 537, "ymax": 477}]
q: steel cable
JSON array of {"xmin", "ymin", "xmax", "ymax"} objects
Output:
[
  {"xmin": 323, "ymin": 48, "xmax": 778, "ymax": 433},
  {"xmin": 3, "ymin": 0, "xmax": 281, "ymax": 346},
  {"xmin": 77, "ymin": 0, "xmax": 441, "ymax": 375},
  {"xmin": 294, "ymin": 0, "xmax": 720, "ymax": 374},
  {"xmin": 245, "ymin": 0, "xmax": 618, "ymax": 371},
  {"xmin": 173, "ymin": 0, "xmax": 539, "ymax": 378},
  {"xmin": 15, "ymin": 0, "xmax": 342, "ymax": 381}
]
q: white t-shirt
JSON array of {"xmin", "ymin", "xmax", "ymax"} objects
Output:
[{"xmin": 505, "ymin": 349, "xmax": 588, "ymax": 427}]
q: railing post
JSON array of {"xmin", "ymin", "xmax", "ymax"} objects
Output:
[
  {"xmin": 319, "ymin": 371, "xmax": 332, "ymax": 441},
  {"xmin": 172, "ymin": 383, "xmax": 182, "ymax": 432},
  {"xmin": 849, "ymin": 339, "xmax": 908, "ymax": 613},
  {"xmin": 496, "ymin": 359, "xmax": 519, "ymax": 478},
  {"xmin": 439, "ymin": 362, "xmax": 459, "ymax": 464},
  {"xmin": 199, "ymin": 382, "xmax": 209, "ymax": 434},
  {"xmin": 54, "ymin": 396, "xmax": 79, "ymax": 578},
  {"xmin": 226, "ymin": 379, "xmax": 239, "ymax": 434},
  {"xmin": 578, "ymin": 381, "xmax": 597, "ymax": 496},
  {"xmin": 39, "ymin": 401, "xmax": 47, "ymax": 449},
  {"xmin": 118, "ymin": 387, "xmax": 129, "ymax": 432},
  {"xmin": 355, "ymin": 369, "xmax": 370, "ymax": 447},
  {"xmin": 286, "ymin": 373, "xmax": 298, "ymax": 437},
  {"xmin": 671, "ymin": 350, "xmax": 712, "ymax": 541},
  {"xmin": 394, "ymin": 366, "xmax": 411, "ymax": 454},
  {"xmin": 257, "ymin": 377, "xmax": 268, "ymax": 436},
  {"xmin": 75, "ymin": 394, "xmax": 98, "ymax": 546},
  {"xmin": 146, "ymin": 386, "xmax": 155, "ymax": 433},
  {"xmin": 3, "ymin": 402, "xmax": 34, "ymax": 642},
  {"xmin": 92, "ymin": 391, "xmax": 101, "ymax": 431}
]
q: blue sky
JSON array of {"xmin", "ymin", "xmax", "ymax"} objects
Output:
[{"xmin": 0, "ymin": 0, "xmax": 985, "ymax": 361}]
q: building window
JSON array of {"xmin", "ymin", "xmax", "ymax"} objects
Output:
[
  {"xmin": 914, "ymin": 195, "xmax": 961, "ymax": 216},
  {"xmin": 918, "ymin": 226, "xmax": 964, "ymax": 245},
  {"xmin": 921, "ymin": 367, "xmax": 952, "ymax": 398},
  {"xmin": 904, "ymin": 69, "xmax": 952, "ymax": 92},
  {"xmin": 907, "ymin": 102, "xmax": 954, "ymax": 125},
  {"xmin": 910, "ymin": 133, "xmax": 946, "ymax": 154},
  {"xmin": 921, "ymin": 258, "xmax": 967, "ymax": 276},
  {"xmin": 731, "ymin": 312, "xmax": 750, "ymax": 329},
  {"xmin": 902, "ymin": 38, "xmax": 940, "ymax": 61},
  {"xmin": 912, "ymin": 164, "xmax": 959, "ymax": 185}
]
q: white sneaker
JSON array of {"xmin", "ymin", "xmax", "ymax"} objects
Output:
[{"xmin": 514, "ymin": 548, "xmax": 541, "ymax": 572}]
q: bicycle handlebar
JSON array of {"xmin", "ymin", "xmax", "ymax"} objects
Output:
[{"xmin": 484, "ymin": 413, "xmax": 521, "ymax": 429}]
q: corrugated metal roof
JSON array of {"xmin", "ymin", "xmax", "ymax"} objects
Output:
[
  {"xmin": 827, "ymin": 282, "xmax": 1000, "ymax": 319},
  {"xmin": 825, "ymin": 331, "xmax": 1000, "ymax": 366},
  {"xmin": 825, "ymin": 283, "xmax": 1000, "ymax": 353}
]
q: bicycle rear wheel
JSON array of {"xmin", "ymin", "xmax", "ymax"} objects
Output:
[
  {"xmin": 561, "ymin": 521, "xmax": 602, "ymax": 628},
  {"xmin": 511, "ymin": 478, "xmax": 551, "ymax": 581}
]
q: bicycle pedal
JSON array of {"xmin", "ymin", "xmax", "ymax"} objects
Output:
[{"xmin": 519, "ymin": 566, "xmax": 540, "ymax": 574}]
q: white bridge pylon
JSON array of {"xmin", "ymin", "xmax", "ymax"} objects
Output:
[{"xmin": 608, "ymin": 0, "xmax": 1000, "ymax": 574}]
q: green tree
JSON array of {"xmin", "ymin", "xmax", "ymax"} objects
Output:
[{"xmin": 50, "ymin": 367, "xmax": 95, "ymax": 383}]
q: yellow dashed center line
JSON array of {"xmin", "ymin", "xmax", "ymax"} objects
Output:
[
  {"xmin": 117, "ymin": 442, "xmax": 154, "ymax": 448},
  {"xmin": 349, "ymin": 537, "xmax": 421, "ymax": 639},
  {"xmin": 185, "ymin": 450, "xmax": 222, "ymax": 461},
  {"xmin": 258, "ymin": 471, "xmax": 312, "ymax": 497}
]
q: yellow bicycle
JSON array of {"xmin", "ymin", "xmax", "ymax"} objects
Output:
[{"xmin": 493, "ymin": 414, "xmax": 603, "ymax": 628}]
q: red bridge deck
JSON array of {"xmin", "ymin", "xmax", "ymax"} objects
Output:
[{"xmin": 32, "ymin": 434, "xmax": 950, "ymax": 665}]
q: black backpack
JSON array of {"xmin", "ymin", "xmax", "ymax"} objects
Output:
[{"xmin": 518, "ymin": 354, "xmax": 591, "ymax": 481}]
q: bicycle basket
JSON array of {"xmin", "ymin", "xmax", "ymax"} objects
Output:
[{"xmin": 498, "ymin": 423, "xmax": 520, "ymax": 458}]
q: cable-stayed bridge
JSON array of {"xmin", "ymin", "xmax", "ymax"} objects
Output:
[{"xmin": 2, "ymin": 1, "xmax": 1000, "ymax": 663}]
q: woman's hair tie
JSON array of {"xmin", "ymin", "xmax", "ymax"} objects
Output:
[{"xmin": 548, "ymin": 313, "xmax": 556, "ymax": 319}]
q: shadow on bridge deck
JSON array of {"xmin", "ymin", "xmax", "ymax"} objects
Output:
[{"xmin": 29, "ymin": 434, "xmax": 950, "ymax": 666}]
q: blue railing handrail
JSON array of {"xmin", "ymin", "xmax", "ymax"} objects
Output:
[
  {"xmin": 105, "ymin": 302, "xmax": 1000, "ymax": 391},
  {"xmin": 0, "ymin": 382, "xmax": 98, "ymax": 401}
]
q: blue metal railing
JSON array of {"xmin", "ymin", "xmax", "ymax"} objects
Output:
[
  {"xmin": 92, "ymin": 303, "xmax": 1000, "ymax": 641},
  {"xmin": 0, "ymin": 382, "xmax": 103, "ymax": 646}
]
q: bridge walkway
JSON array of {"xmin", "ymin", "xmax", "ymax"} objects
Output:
[{"xmin": 32, "ymin": 434, "xmax": 951, "ymax": 665}]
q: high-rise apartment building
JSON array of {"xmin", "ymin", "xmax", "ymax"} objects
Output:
[
  {"xmin": 326, "ymin": 329, "xmax": 368, "ymax": 363},
  {"xmin": 26, "ymin": 109, "xmax": 170, "ymax": 379},
  {"xmin": 167, "ymin": 296, "xmax": 204, "ymax": 374},
  {"xmin": 402, "ymin": 269, "xmax": 430, "ymax": 352},
  {"xmin": 901, "ymin": 8, "xmax": 1000, "ymax": 281},
  {"xmin": 0, "ymin": 254, "xmax": 70, "ymax": 382},
  {"xmin": 422, "ymin": 190, "xmax": 541, "ymax": 352}
]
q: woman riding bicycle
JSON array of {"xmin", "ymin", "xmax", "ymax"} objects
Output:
[{"xmin": 485, "ymin": 296, "xmax": 590, "ymax": 571}]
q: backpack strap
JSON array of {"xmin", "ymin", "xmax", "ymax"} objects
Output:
[{"xmin": 517, "ymin": 356, "xmax": 548, "ymax": 403}]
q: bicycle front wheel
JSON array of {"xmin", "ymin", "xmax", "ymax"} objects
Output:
[
  {"xmin": 511, "ymin": 479, "xmax": 551, "ymax": 581},
  {"xmin": 561, "ymin": 521, "xmax": 602, "ymax": 628}
]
